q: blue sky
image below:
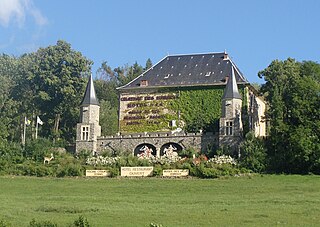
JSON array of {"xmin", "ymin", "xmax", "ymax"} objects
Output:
[{"xmin": 0, "ymin": 0, "xmax": 319, "ymax": 83}]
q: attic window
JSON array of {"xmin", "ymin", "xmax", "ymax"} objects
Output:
[
  {"xmin": 140, "ymin": 80, "xmax": 148, "ymax": 86},
  {"xmin": 195, "ymin": 64, "xmax": 198, "ymax": 67},
  {"xmin": 167, "ymin": 57, "xmax": 169, "ymax": 60},
  {"xmin": 184, "ymin": 65, "xmax": 187, "ymax": 68},
  {"xmin": 171, "ymin": 66, "xmax": 174, "ymax": 68},
  {"xmin": 220, "ymin": 71, "xmax": 223, "ymax": 73},
  {"xmin": 212, "ymin": 55, "xmax": 214, "ymax": 58},
  {"xmin": 189, "ymin": 73, "xmax": 192, "ymax": 76},
  {"xmin": 200, "ymin": 73, "xmax": 203, "ymax": 75},
  {"xmin": 191, "ymin": 56, "xmax": 193, "ymax": 59},
  {"xmin": 202, "ymin": 56, "xmax": 205, "ymax": 58},
  {"xmin": 178, "ymin": 57, "xmax": 181, "ymax": 60},
  {"xmin": 218, "ymin": 62, "xmax": 220, "ymax": 65},
  {"xmin": 178, "ymin": 73, "xmax": 181, "ymax": 76},
  {"xmin": 205, "ymin": 72, "xmax": 211, "ymax": 77},
  {"xmin": 160, "ymin": 66, "xmax": 163, "ymax": 69},
  {"xmin": 206, "ymin": 63, "xmax": 209, "ymax": 66}
]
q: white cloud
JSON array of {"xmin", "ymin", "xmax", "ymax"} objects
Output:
[{"xmin": 0, "ymin": 0, "xmax": 47, "ymax": 27}]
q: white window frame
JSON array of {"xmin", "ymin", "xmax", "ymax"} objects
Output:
[
  {"xmin": 81, "ymin": 126, "xmax": 90, "ymax": 141},
  {"xmin": 226, "ymin": 121, "xmax": 233, "ymax": 135}
]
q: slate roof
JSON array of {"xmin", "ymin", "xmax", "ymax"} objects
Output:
[
  {"xmin": 81, "ymin": 74, "xmax": 99, "ymax": 106},
  {"xmin": 222, "ymin": 66, "xmax": 242, "ymax": 100},
  {"xmin": 118, "ymin": 52, "xmax": 248, "ymax": 90}
]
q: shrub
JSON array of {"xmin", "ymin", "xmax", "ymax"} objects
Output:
[
  {"xmin": 24, "ymin": 138, "xmax": 53, "ymax": 162},
  {"xmin": 56, "ymin": 163, "xmax": 83, "ymax": 177},
  {"xmin": 179, "ymin": 147, "xmax": 197, "ymax": 158},
  {"xmin": 240, "ymin": 132, "xmax": 267, "ymax": 173},
  {"xmin": 108, "ymin": 167, "xmax": 120, "ymax": 177},
  {"xmin": 0, "ymin": 219, "xmax": 11, "ymax": 227},
  {"xmin": 29, "ymin": 219, "xmax": 57, "ymax": 227},
  {"xmin": 70, "ymin": 215, "xmax": 90, "ymax": 227},
  {"xmin": 153, "ymin": 164, "xmax": 163, "ymax": 176},
  {"xmin": 198, "ymin": 166, "xmax": 219, "ymax": 178}
]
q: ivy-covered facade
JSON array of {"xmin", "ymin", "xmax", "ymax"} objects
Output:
[{"xmin": 76, "ymin": 52, "xmax": 266, "ymax": 155}]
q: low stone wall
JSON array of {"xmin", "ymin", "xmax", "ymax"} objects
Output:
[{"xmin": 97, "ymin": 132, "xmax": 218, "ymax": 156}]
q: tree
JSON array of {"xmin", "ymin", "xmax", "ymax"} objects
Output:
[
  {"xmin": 99, "ymin": 100, "xmax": 118, "ymax": 136},
  {"xmin": 95, "ymin": 60, "xmax": 146, "ymax": 134},
  {"xmin": 258, "ymin": 59, "xmax": 320, "ymax": 173},
  {"xmin": 145, "ymin": 58, "xmax": 153, "ymax": 71},
  {"xmin": 13, "ymin": 40, "xmax": 92, "ymax": 142},
  {"xmin": 240, "ymin": 132, "xmax": 267, "ymax": 173},
  {"xmin": 0, "ymin": 54, "xmax": 20, "ymax": 143}
]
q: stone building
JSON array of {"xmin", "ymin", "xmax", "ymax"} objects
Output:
[{"xmin": 76, "ymin": 52, "xmax": 266, "ymax": 156}]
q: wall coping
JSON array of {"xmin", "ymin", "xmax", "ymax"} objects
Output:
[{"xmin": 97, "ymin": 131, "xmax": 217, "ymax": 140}]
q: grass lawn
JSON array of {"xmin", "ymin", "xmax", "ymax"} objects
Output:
[{"xmin": 0, "ymin": 175, "xmax": 319, "ymax": 226}]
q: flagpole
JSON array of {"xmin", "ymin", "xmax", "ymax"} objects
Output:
[
  {"xmin": 35, "ymin": 118, "xmax": 38, "ymax": 140},
  {"xmin": 23, "ymin": 116, "xmax": 26, "ymax": 146}
]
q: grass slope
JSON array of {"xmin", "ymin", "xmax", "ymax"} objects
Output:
[{"xmin": 0, "ymin": 175, "xmax": 319, "ymax": 226}]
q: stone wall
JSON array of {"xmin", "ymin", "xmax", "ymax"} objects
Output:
[{"xmin": 97, "ymin": 132, "xmax": 218, "ymax": 156}]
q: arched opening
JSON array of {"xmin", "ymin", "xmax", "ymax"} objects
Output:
[
  {"xmin": 160, "ymin": 143, "xmax": 183, "ymax": 157},
  {"xmin": 134, "ymin": 143, "xmax": 157, "ymax": 158}
]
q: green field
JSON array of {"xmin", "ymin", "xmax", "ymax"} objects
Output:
[{"xmin": 0, "ymin": 175, "xmax": 319, "ymax": 226}]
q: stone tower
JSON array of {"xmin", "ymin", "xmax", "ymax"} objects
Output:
[
  {"xmin": 219, "ymin": 65, "xmax": 243, "ymax": 153},
  {"xmin": 75, "ymin": 74, "xmax": 101, "ymax": 154}
]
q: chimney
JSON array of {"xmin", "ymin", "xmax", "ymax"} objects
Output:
[{"xmin": 223, "ymin": 51, "xmax": 229, "ymax": 60}]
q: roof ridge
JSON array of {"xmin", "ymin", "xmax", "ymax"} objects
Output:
[{"xmin": 167, "ymin": 52, "xmax": 225, "ymax": 57}]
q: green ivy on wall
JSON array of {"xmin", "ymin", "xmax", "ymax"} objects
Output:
[
  {"xmin": 120, "ymin": 86, "xmax": 248, "ymax": 134},
  {"xmin": 170, "ymin": 87, "xmax": 224, "ymax": 132}
]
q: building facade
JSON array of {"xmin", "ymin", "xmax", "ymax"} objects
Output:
[{"xmin": 76, "ymin": 52, "xmax": 266, "ymax": 156}]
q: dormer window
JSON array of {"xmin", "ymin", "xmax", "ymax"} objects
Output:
[{"xmin": 140, "ymin": 80, "xmax": 148, "ymax": 86}]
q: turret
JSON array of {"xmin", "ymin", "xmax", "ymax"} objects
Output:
[
  {"xmin": 76, "ymin": 74, "xmax": 101, "ymax": 154},
  {"xmin": 219, "ymin": 65, "xmax": 243, "ymax": 155}
]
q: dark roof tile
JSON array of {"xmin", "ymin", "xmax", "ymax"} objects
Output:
[{"xmin": 118, "ymin": 52, "xmax": 248, "ymax": 90}]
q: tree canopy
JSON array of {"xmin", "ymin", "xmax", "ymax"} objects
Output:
[{"xmin": 259, "ymin": 58, "xmax": 320, "ymax": 173}]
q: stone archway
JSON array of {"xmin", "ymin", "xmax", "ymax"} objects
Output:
[
  {"xmin": 160, "ymin": 142, "xmax": 183, "ymax": 157},
  {"xmin": 134, "ymin": 143, "xmax": 157, "ymax": 157}
]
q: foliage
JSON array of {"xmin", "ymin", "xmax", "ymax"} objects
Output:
[
  {"xmin": 239, "ymin": 132, "xmax": 267, "ymax": 173},
  {"xmin": 23, "ymin": 138, "xmax": 54, "ymax": 162},
  {"xmin": 99, "ymin": 100, "xmax": 118, "ymax": 135},
  {"xmin": 259, "ymin": 59, "xmax": 320, "ymax": 173},
  {"xmin": 69, "ymin": 216, "xmax": 90, "ymax": 227},
  {"xmin": 13, "ymin": 40, "xmax": 92, "ymax": 142},
  {"xmin": 0, "ymin": 54, "xmax": 19, "ymax": 143},
  {"xmin": 171, "ymin": 87, "xmax": 224, "ymax": 132},
  {"xmin": 29, "ymin": 219, "xmax": 57, "ymax": 227},
  {"xmin": 0, "ymin": 219, "xmax": 11, "ymax": 227}
]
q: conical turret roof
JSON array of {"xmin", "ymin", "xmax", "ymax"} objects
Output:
[
  {"xmin": 222, "ymin": 66, "xmax": 242, "ymax": 100},
  {"xmin": 80, "ymin": 74, "xmax": 99, "ymax": 106}
]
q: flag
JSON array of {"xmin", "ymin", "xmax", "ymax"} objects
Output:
[
  {"xmin": 25, "ymin": 117, "xmax": 31, "ymax": 126},
  {"xmin": 37, "ymin": 116, "xmax": 44, "ymax": 125}
]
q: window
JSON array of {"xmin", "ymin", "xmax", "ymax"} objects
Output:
[
  {"xmin": 81, "ymin": 126, "xmax": 89, "ymax": 140},
  {"xmin": 226, "ymin": 121, "xmax": 233, "ymax": 135},
  {"xmin": 140, "ymin": 80, "xmax": 148, "ymax": 86}
]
